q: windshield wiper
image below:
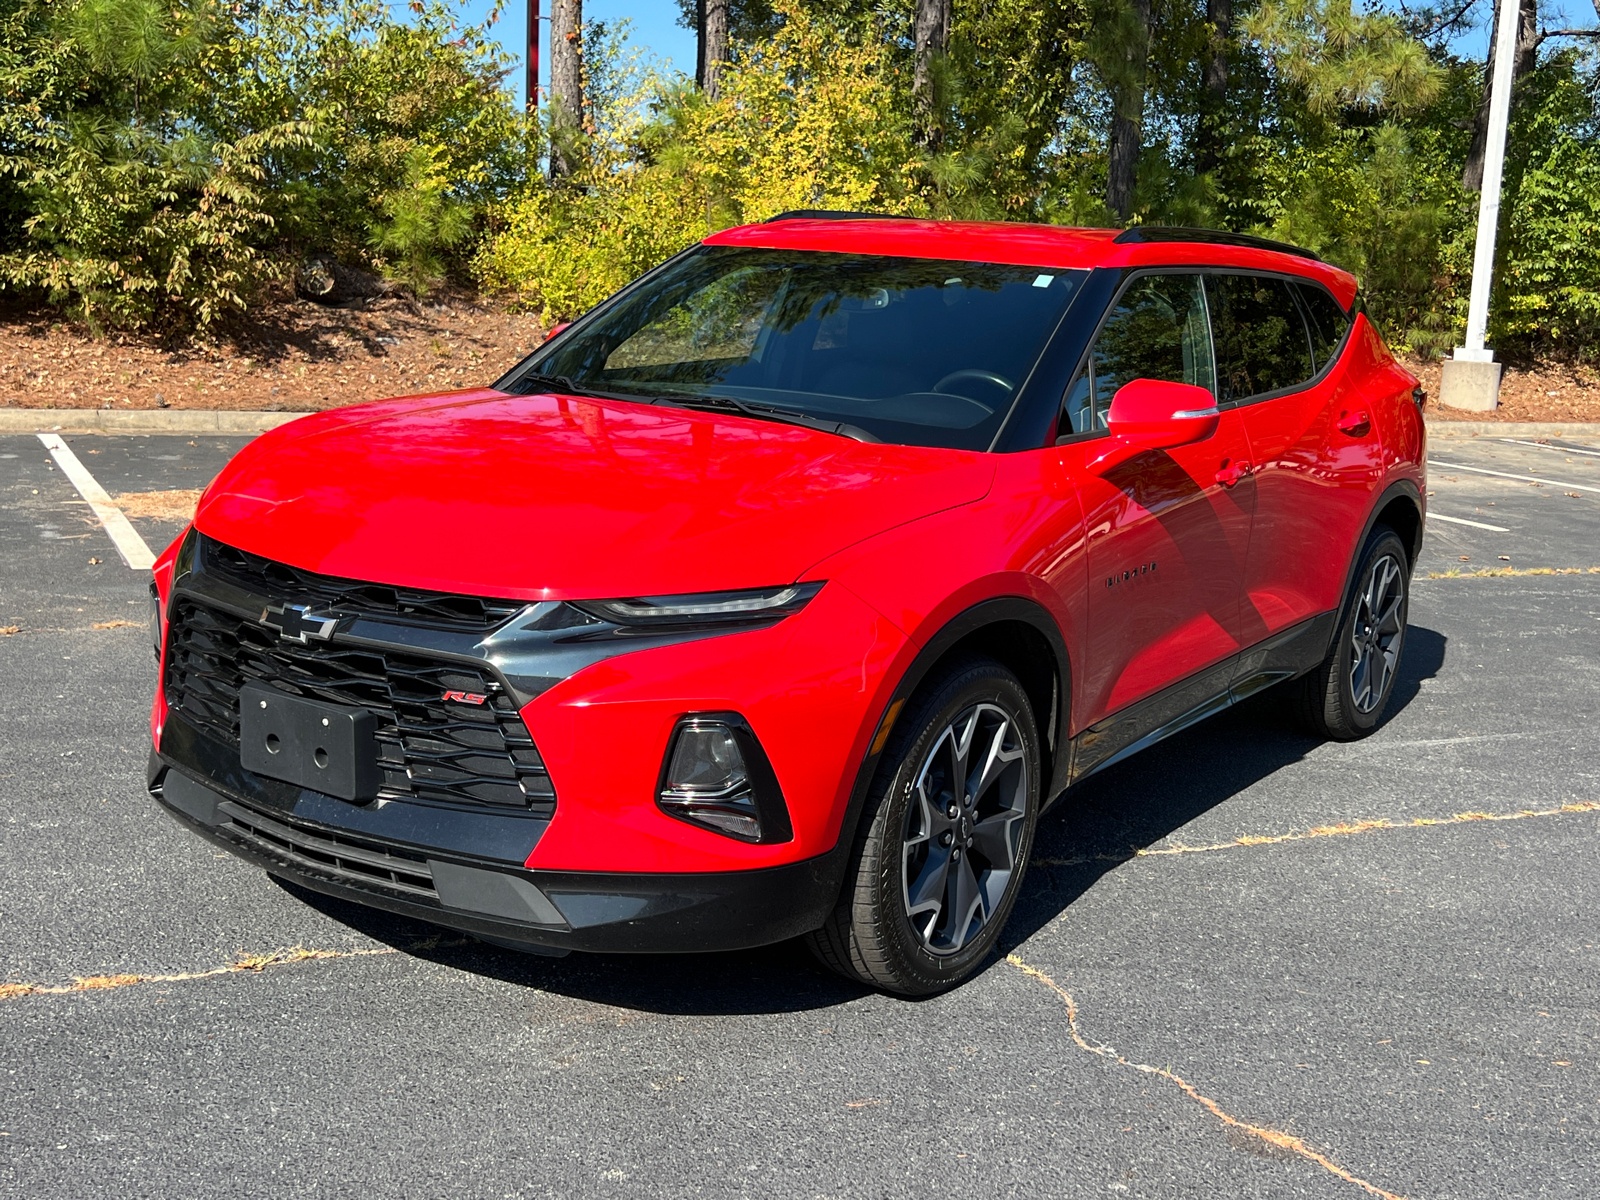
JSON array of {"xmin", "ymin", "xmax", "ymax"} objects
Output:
[
  {"xmin": 512, "ymin": 373, "xmax": 637, "ymax": 402},
  {"xmin": 644, "ymin": 392, "xmax": 880, "ymax": 443}
]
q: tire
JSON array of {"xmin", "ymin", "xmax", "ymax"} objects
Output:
[
  {"xmin": 1292, "ymin": 525, "xmax": 1410, "ymax": 740},
  {"xmin": 807, "ymin": 657, "xmax": 1041, "ymax": 996}
]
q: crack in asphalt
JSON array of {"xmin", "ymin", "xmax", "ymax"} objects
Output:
[
  {"xmin": 0, "ymin": 937, "xmax": 471, "ymax": 1002},
  {"xmin": 1031, "ymin": 800, "xmax": 1600, "ymax": 867},
  {"xmin": 1004, "ymin": 954, "xmax": 1407, "ymax": 1200}
]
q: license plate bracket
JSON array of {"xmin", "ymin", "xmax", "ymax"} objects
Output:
[{"xmin": 239, "ymin": 681, "xmax": 381, "ymax": 802}]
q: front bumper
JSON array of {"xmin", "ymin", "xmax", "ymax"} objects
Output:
[{"xmin": 150, "ymin": 736, "xmax": 842, "ymax": 955}]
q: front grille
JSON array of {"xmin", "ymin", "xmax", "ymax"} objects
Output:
[
  {"xmin": 217, "ymin": 799, "xmax": 438, "ymax": 899},
  {"xmin": 166, "ymin": 597, "xmax": 557, "ymax": 813},
  {"xmin": 200, "ymin": 535, "xmax": 524, "ymax": 633}
]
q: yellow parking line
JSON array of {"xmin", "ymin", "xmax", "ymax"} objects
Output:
[
  {"xmin": 1032, "ymin": 800, "xmax": 1600, "ymax": 868},
  {"xmin": 0, "ymin": 938, "xmax": 471, "ymax": 1002}
]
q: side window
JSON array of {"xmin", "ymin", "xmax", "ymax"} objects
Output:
[
  {"xmin": 1206, "ymin": 274, "xmax": 1315, "ymax": 404},
  {"xmin": 1062, "ymin": 274, "xmax": 1213, "ymax": 436},
  {"xmin": 1295, "ymin": 281, "xmax": 1352, "ymax": 371}
]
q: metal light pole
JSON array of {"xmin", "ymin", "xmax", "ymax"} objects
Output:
[
  {"xmin": 526, "ymin": 0, "xmax": 541, "ymax": 111},
  {"xmin": 1440, "ymin": 0, "xmax": 1521, "ymax": 410}
]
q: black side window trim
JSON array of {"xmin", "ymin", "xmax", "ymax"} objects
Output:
[{"xmin": 1045, "ymin": 266, "xmax": 1355, "ymax": 448}]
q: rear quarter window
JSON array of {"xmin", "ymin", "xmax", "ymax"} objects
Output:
[{"xmin": 1294, "ymin": 281, "xmax": 1353, "ymax": 371}]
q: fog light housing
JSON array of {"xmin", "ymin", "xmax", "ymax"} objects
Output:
[{"xmin": 658, "ymin": 714, "xmax": 793, "ymax": 844}]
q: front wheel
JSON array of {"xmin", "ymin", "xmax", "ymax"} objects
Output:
[
  {"xmin": 1293, "ymin": 525, "xmax": 1410, "ymax": 740},
  {"xmin": 807, "ymin": 657, "xmax": 1041, "ymax": 995}
]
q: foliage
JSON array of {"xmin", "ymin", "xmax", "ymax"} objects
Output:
[
  {"xmin": 237, "ymin": 0, "xmax": 529, "ymax": 269},
  {"xmin": 3, "ymin": 0, "xmax": 1598, "ymax": 356},
  {"xmin": 0, "ymin": 0, "xmax": 306, "ymax": 327},
  {"xmin": 0, "ymin": 0, "xmax": 524, "ymax": 329},
  {"xmin": 475, "ymin": 3, "xmax": 921, "ymax": 318},
  {"xmin": 367, "ymin": 146, "xmax": 475, "ymax": 296},
  {"xmin": 1467, "ymin": 54, "xmax": 1600, "ymax": 353}
]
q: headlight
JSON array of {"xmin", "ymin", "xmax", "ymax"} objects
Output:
[
  {"xmin": 574, "ymin": 581, "xmax": 823, "ymax": 629},
  {"xmin": 657, "ymin": 714, "xmax": 793, "ymax": 843}
]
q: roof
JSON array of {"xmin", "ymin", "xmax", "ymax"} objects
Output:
[{"xmin": 706, "ymin": 217, "xmax": 1358, "ymax": 308}]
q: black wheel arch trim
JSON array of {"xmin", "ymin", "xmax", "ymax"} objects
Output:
[
  {"xmin": 1310, "ymin": 477, "xmax": 1421, "ymax": 669},
  {"xmin": 824, "ymin": 596, "xmax": 1072, "ymax": 888},
  {"xmin": 1342, "ymin": 478, "xmax": 1424, "ymax": 594}
]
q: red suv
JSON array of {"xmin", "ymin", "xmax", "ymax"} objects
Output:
[{"xmin": 148, "ymin": 216, "xmax": 1424, "ymax": 994}]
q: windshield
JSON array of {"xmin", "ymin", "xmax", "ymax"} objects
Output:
[{"xmin": 499, "ymin": 247, "xmax": 1087, "ymax": 450}]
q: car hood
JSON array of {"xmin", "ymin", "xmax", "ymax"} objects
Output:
[{"xmin": 194, "ymin": 389, "xmax": 996, "ymax": 600}]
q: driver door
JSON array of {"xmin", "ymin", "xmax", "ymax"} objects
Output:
[{"xmin": 1064, "ymin": 272, "xmax": 1256, "ymax": 743}]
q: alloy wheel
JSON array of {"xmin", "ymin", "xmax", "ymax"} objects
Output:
[
  {"xmin": 1349, "ymin": 552, "xmax": 1405, "ymax": 714},
  {"xmin": 901, "ymin": 702, "xmax": 1029, "ymax": 956}
]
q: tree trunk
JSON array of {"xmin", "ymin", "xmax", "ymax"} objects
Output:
[
  {"xmin": 694, "ymin": 0, "xmax": 706, "ymax": 88},
  {"xmin": 703, "ymin": 0, "xmax": 729, "ymax": 99},
  {"xmin": 1106, "ymin": 0, "xmax": 1151, "ymax": 219},
  {"xmin": 913, "ymin": 0, "xmax": 952, "ymax": 149},
  {"xmin": 1464, "ymin": 0, "xmax": 1538, "ymax": 191},
  {"xmin": 549, "ymin": 0, "xmax": 584, "ymax": 181},
  {"xmin": 1197, "ymin": 0, "xmax": 1231, "ymax": 174}
]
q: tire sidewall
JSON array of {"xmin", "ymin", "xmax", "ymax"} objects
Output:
[
  {"xmin": 868, "ymin": 664, "xmax": 1041, "ymax": 993},
  {"xmin": 1334, "ymin": 528, "xmax": 1410, "ymax": 733}
]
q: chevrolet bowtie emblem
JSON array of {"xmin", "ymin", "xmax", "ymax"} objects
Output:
[{"xmin": 260, "ymin": 603, "xmax": 340, "ymax": 644}]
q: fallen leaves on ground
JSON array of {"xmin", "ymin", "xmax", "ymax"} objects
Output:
[{"xmin": 114, "ymin": 489, "xmax": 203, "ymax": 522}]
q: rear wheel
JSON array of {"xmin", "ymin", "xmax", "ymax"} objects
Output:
[
  {"xmin": 1293, "ymin": 525, "xmax": 1410, "ymax": 740},
  {"xmin": 808, "ymin": 657, "xmax": 1041, "ymax": 995}
]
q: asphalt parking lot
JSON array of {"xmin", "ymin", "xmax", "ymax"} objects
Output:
[{"xmin": 2, "ymin": 425, "xmax": 1597, "ymax": 1199}]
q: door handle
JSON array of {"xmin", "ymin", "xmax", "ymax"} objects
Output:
[
  {"xmin": 1215, "ymin": 460, "xmax": 1252, "ymax": 488},
  {"xmin": 1336, "ymin": 409, "xmax": 1371, "ymax": 436}
]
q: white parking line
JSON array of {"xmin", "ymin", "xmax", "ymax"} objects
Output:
[
  {"xmin": 37, "ymin": 433, "xmax": 155, "ymax": 570},
  {"xmin": 1428, "ymin": 459, "xmax": 1600, "ymax": 494},
  {"xmin": 1499, "ymin": 438, "xmax": 1600, "ymax": 459},
  {"xmin": 1428, "ymin": 513, "xmax": 1510, "ymax": 532}
]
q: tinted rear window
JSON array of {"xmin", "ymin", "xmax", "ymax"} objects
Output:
[
  {"xmin": 1206, "ymin": 274, "xmax": 1315, "ymax": 404},
  {"xmin": 1295, "ymin": 282, "xmax": 1352, "ymax": 370}
]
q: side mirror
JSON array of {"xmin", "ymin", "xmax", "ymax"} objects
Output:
[
  {"xmin": 542, "ymin": 321, "xmax": 571, "ymax": 344},
  {"xmin": 1105, "ymin": 379, "xmax": 1219, "ymax": 450}
]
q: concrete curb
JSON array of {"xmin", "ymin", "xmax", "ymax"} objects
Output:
[
  {"xmin": 0, "ymin": 409, "xmax": 310, "ymax": 434},
  {"xmin": 1426, "ymin": 420, "xmax": 1600, "ymax": 437},
  {"xmin": 2, "ymin": 408, "xmax": 1598, "ymax": 439}
]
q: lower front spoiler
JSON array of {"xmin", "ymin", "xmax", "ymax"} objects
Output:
[{"xmin": 152, "ymin": 768, "xmax": 841, "ymax": 956}]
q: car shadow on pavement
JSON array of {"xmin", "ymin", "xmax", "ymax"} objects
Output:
[
  {"xmin": 999, "ymin": 623, "xmax": 1447, "ymax": 953},
  {"xmin": 279, "ymin": 624, "xmax": 1446, "ymax": 1014},
  {"xmin": 274, "ymin": 874, "xmax": 870, "ymax": 1013}
]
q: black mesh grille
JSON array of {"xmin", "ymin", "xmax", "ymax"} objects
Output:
[
  {"xmin": 166, "ymin": 597, "xmax": 556, "ymax": 813},
  {"xmin": 200, "ymin": 535, "xmax": 524, "ymax": 633},
  {"xmin": 216, "ymin": 799, "xmax": 439, "ymax": 899}
]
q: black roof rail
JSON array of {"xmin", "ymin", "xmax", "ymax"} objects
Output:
[
  {"xmin": 762, "ymin": 209, "xmax": 905, "ymax": 223},
  {"xmin": 1113, "ymin": 225, "xmax": 1320, "ymax": 262}
]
